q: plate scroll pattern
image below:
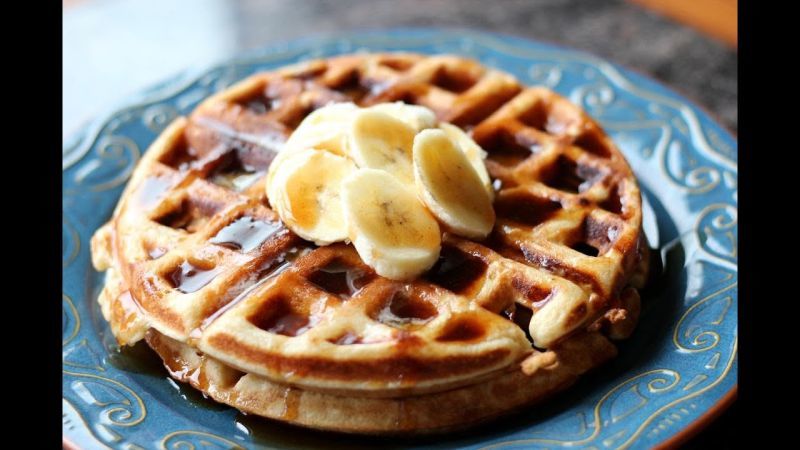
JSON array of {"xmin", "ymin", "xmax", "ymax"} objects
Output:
[{"xmin": 62, "ymin": 29, "xmax": 737, "ymax": 450}]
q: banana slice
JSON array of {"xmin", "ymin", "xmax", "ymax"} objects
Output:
[
  {"xmin": 439, "ymin": 122, "xmax": 494, "ymax": 200},
  {"xmin": 283, "ymin": 102, "xmax": 358, "ymax": 156},
  {"xmin": 348, "ymin": 110, "xmax": 417, "ymax": 185},
  {"xmin": 266, "ymin": 103, "xmax": 356, "ymax": 203},
  {"xmin": 268, "ymin": 149, "xmax": 357, "ymax": 245},
  {"xmin": 413, "ymin": 129, "xmax": 496, "ymax": 239},
  {"xmin": 367, "ymin": 102, "xmax": 437, "ymax": 131},
  {"xmin": 342, "ymin": 169, "xmax": 441, "ymax": 280}
]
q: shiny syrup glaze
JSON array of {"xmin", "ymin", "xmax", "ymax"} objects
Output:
[
  {"xmin": 279, "ymin": 388, "xmax": 301, "ymax": 420},
  {"xmin": 115, "ymin": 291, "xmax": 143, "ymax": 334},
  {"xmin": 249, "ymin": 294, "xmax": 319, "ymax": 337},
  {"xmin": 494, "ymin": 196, "xmax": 562, "ymax": 227},
  {"xmin": 159, "ymin": 135, "xmax": 198, "ymax": 171},
  {"xmin": 376, "ymin": 291, "xmax": 438, "ymax": 329},
  {"xmin": 503, "ymin": 303, "xmax": 534, "ymax": 343},
  {"xmin": 330, "ymin": 331, "xmax": 394, "ymax": 346},
  {"xmin": 168, "ymin": 260, "xmax": 223, "ymax": 294},
  {"xmin": 137, "ymin": 176, "xmax": 174, "ymax": 209},
  {"xmin": 187, "ymin": 256, "xmax": 297, "ymax": 344},
  {"xmin": 147, "ymin": 246, "xmax": 167, "ymax": 260},
  {"xmin": 544, "ymin": 157, "xmax": 582, "ymax": 194},
  {"xmin": 330, "ymin": 331, "xmax": 364, "ymax": 345},
  {"xmin": 425, "ymin": 246, "xmax": 488, "ymax": 294},
  {"xmin": 265, "ymin": 313, "xmax": 312, "ymax": 337},
  {"xmin": 210, "ymin": 216, "xmax": 281, "ymax": 253},
  {"xmin": 482, "ymin": 131, "xmax": 540, "ymax": 167},
  {"xmin": 208, "ymin": 150, "xmax": 266, "ymax": 192},
  {"xmin": 307, "ymin": 260, "xmax": 373, "ymax": 298}
]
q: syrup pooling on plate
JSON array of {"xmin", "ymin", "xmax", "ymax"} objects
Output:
[{"xmin": 210, "ymin": 216, "xmax": 281, "ymax": 253}]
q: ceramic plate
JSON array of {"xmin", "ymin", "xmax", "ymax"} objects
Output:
[{"xmin": 62, "ymin": 28, "xmax": 737, "ymax": 450}]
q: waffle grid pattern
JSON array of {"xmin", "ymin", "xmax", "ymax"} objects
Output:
[{"xmin": 92, "ymin": 53, "xmax": 645, "ymax": 400}]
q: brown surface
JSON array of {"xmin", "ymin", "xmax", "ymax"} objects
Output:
[
  {"xmin": 656, "ymin": 387, "xmax": 738, "ymax": 449},
  {"xmin": 632, "ymin": 0, "xmax": 738, "ymax": 47}
]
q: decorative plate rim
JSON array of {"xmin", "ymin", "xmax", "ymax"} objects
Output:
[{"xmin": 62, "ymin": 27, "xmax": 737, "ymax": 450}]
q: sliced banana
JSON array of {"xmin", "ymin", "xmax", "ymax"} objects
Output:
[
  {"xmin": 348, "ymin": 110, "xmax": 417, "ymax": 186},
  {"xmin": 268, "ymin": 149, "xmax": 357, "ymax": 245},
  {"xmin": 266, "ymin": 103, "xmax": 356, "ymax": 205},
  {"xmin": 342, "ymin": 169, "xmax": 441, "ymax": 280},
  {"xmin": 439, "ymin": 123, "xmax": 494, "ymax": 200},
  {"xmin": 367, "ymin": 102, "xmax": 437, "ymax": 131},
  {"xmin": 283, "ymin": 102, "xmax": 357, "ymax": 156},
  {"xmin": 413, "ymin": 129, "xmax": 496, "ymax": 239}
]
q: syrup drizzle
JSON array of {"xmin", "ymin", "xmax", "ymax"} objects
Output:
[
  {"xmin": 263, "ymin": 310, "xmax": 315, "ymax": 337},
  {"xmin": 425, "ymin": 246, "xmax": 487, "ymax": 294},
  {"xmin": 168, "ymin": 261, "xmax": 223, "ymax": 294},
  {"xmin": 211, "ymin": 171, "xmax": 264, "ymax": 192},
  {"xmin": 137, "ymin": 176, "xmax": 174, "ymax": 209},
  {"xmin": 188, "ymin": 248, "xmax": 303, "ymax": 342},
  {"xmin": 115, "ymin": 291, "xmax": 144, "ymax": 337},
  {"xmin": 503, "ymin": 303, "xmax": 534, "ymax": 343},
  {"xmin": 376, "ymin": 291, "xmax": 438, "ymax": 329},
  {"xmin": 210, "ymin": 216, "xmax": 281, "ymax": 253},
  {"xmin": 330, "ymin": 331, "xmax": 363, "ymax": 345},
  {"xmin": 148, "ymin": 246, "xmax": 167, "ymax": 260},
  {"xmin": 308, "ymin": 261, "xmax": 372, "ymax": 298}
]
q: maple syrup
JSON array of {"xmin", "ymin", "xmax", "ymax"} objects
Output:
[
  {"xmin": 249, "ymin": 295, "xmax": 318, "ymax": 337},
  {"xmin": 330, "ymin": 331, "xmax": 364, "ymax": 345},
  {"xmin": 189, "ymin": 256, "xmax": 296, "ymax": 342},
  {"xmin": 168, "ymin": 260, "xmax": 222, "ymax": 294},
  {"xmin": 116, "ymin": 291, "xmax": 142, "ymax": 329},
  {"xmin": 210, "ymin": 216, "xmax": 281, "ymax": 253},
  {"xmin": 425, "ymin": 246, "xmax": 487, "ymax": 294},
  {"xmin": 494, "ymin": 196, "xmax": 562, "ymax": 227},
  {"xmin": 265, "ymin": 312, "xmax": 312, "ymax": 337},
  {"xmin": 137, "ymin": 176, "xmax": 174, "ymax": 209},
  {"xmin": 503, "ymin": 303, "xmax": 534, "ymax": 343},
  {"xmin": 308, "ymin": 260, "xmax": 372, "ymax": 298},
  {"xmin": 376, "ymin": 290, "xmax": 437, "ymax": 329}
]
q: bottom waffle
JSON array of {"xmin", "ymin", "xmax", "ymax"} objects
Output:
[{"xmin": 145, "ymin": 328, "xmax": 617, "ymax": 434}]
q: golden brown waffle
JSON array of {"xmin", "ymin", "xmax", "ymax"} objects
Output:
[{"xmin": 91, "ymin": 53, "xmax": 648, "ymax": 433}]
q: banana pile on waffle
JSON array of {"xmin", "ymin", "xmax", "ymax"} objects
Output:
[
  {"xmin": 267, "ymin": 101, "xmax": 496, "ymax": 279},
  {"xmin": 91, "ymin": 53, "xmax": 650, "ymax": 433}
]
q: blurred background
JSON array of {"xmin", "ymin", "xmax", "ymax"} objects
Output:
[
  {"xmin": 63, "ymin": 0, "xmax": 736, "ymax": 141},
  {"xmin": 62, "ymin": 0, "xmax": 737, "ymax": 446}
]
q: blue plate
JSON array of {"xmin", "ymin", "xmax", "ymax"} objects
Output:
[{"xmin": 63, "ymin": 28, "xmax": 737, "ymax": 450}]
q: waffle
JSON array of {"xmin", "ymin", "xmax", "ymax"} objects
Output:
[{"xmin": 91, "ymin": 53, "xmax": 649, "ymax": 433}]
